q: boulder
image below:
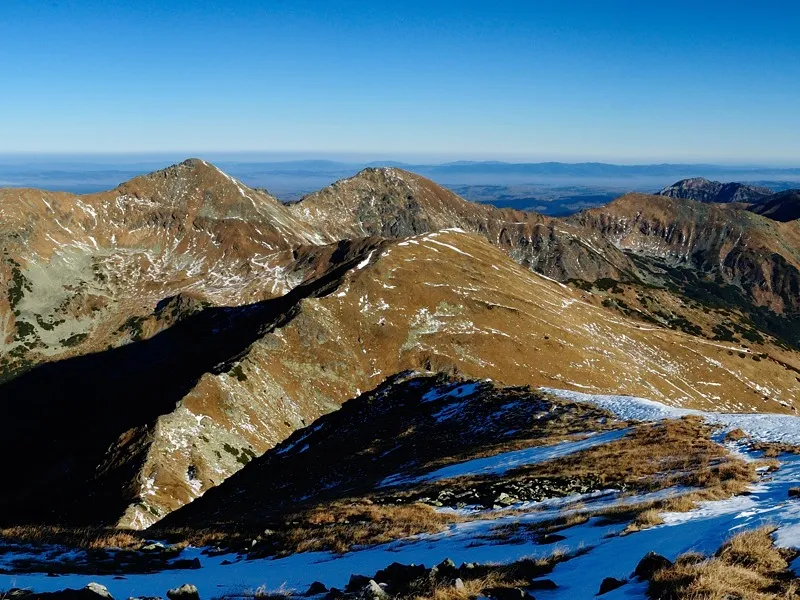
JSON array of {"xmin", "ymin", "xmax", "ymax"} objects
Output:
[
  {"xmin": 169, "ymin": 558, "xmax": 201, "ymax": 570},
  {"xmin": 166, "ymin": 584, "xmax": 200, "ymax": 600},
  {"xmin": 431, "ymin": 558, "xmax": 459, "ymax": 581},
  {"xmin": 454, "ymin": 579, "xmax": 465, "ymax": 591},
  {"xmin": 357, "ymin": 580, "xmax": 389, "ymax": 600},
  {"xmin": 633, "ymin": 552, "xmax": 673, "ymax": 580},
  {"xmin": 305, "ymin": 582, "xmax": 329, "ymax": 596},
  {"xmin": 141, "ymin": 542, "xmax": 166, "ymax": 552},
  {"xmin": 481, "ymin": 587, "xmax": 535, "ymax": 600},
  {"xmin": 7, "ymin": 584, "xmax": 115, "ymax": 600},
  {"xmin": 346, "ymin": 575, "xmax": 372, "ymax": 592},
  {"xmin": 528, "ymin": 579, "xmax": 558, "ymax": 590},
  {"xmin": 85, "ymin": 584, "xmax": 113, "ymax": 600},
  {"xmin": 372, "ymin": 562, "xmax": 428, "ymax": 590},
  {"xmin": 597, "ymin": 577, "xmax": 626, "ymax": 595},
  {"xmin": 322, "ymin": 588, "xmax": 345, "ymax": 600},
  {"xmin": 493, "ymin": 493, "xmax": 517, "ymax": 507}
]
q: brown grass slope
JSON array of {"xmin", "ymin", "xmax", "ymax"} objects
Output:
[
  {"xmin": 0, "ymin": 159, "xmax": 332, "ymax": 381},
  {"xmin": 3, "ymin": 229, "xmax": 797, "ymax": 531},
  {"xmin": 289, "ymin": 166, "xmax": 640, "ymax": 281},
  {"xmin": 291, "ymin": 168, "xmax": 800, "ymax": 351},
  {"xmin": 157, "ymin": 373, "xmax": 623, "ymax": 529},
  {"xmin": 649, "ymin": 526, "xmax": 800, "ymax": 599},
  {"xmin": 157, "ymin": 390, "xmax": 756, "ymax": 557},
  {"xmin": 569, "ymin": 193, "xmax": 800, "ymax": 315}
]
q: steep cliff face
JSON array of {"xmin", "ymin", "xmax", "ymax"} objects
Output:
[
  {"xmin": 569, "ymin": 193, "xmax": 800, "ymax": 316},
  {"xmin": 658, "ymin": 177, "xmax": 772, "ymax": 204}
]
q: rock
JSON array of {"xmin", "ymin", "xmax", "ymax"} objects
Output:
[
  {"xmin": 141, "ymin": 542, "xmax": 166, "ymax": 552},
  {"xmin": 597, "ymin": 577, "xmax": 626, "ymax": 595},
  {"xmin": 431, "ymin": 557, "xmax": 459, "ymax": 581},
  {"xmin": 169, "ymin": 558, "xmax": 201, "ymax": 570},
  {"xmin": 84, "ymin": 584, "xmax": 112, "ymax": 598},
  {"xmin": 633, "ymin": 552, "xmax": 673, "ymax": 580},
  {"xmin": 372, "ymin": 562, "xmax": 428, "ymax": 590},
  {"xmin": 481, "ymin": 587, "xmax": 535, "ymax": 600},
  {"xmin": 528, "ymin": 579, "xmax": 558, "ymax": 590},
  {"xmin": 322, "ymin": 588, "xmax": 345, "ymax": 600},
  {"xmin": 788, "ymin": 487, "xmax": 800, "ymax": 498},
  {"xmin": 357, "ymin": 580, "xmax": 390, "ymax": 600},
  {"xmin": 454, "ymin": 579, "xmax": 465, "ymax": 591},
  {"xmin": 166, "ymin": 584, "xmax": 200, "ymax": 600},
  {"xmin": 18, "ymin": 585, "xmax": 116, "ymax": 600},
  {"xmin": 346, "ymin": 575, "xmax": 372, "ymax": 592},
  {"xmin": 493, "ymin": 493, "xmax": 517, "ymax": 506},
  {"xmin": 306, "ymin": 582, "xmax": 329, "ymax": 596},
  {"xmin": 128, "ymin": 597, "xmax": 164, "ymax": 600}
]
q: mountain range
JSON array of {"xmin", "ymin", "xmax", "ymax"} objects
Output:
[{"xmin": 1, "ymin": 159, "xmax": 799, "ymax": 533}]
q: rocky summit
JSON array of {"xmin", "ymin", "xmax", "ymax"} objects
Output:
[
  {"xmin": 657, "ymin": 177, "xmax": 772, "ymax": 204},
  {"xmin": 1, "ymin": 160, "xmax": 799, "ymax": 536}
]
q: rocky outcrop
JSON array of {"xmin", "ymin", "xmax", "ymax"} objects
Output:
[
  {"xmin": 658, "ymin": 177, "xmax": 771, "ymax": 204},
  {"xmin": 289, "ymin": 167, "xmax": 640, "ymax": 282},
  {"xmin": 569, "ymin": 193, "xmax": 800, "ymax": 316}
]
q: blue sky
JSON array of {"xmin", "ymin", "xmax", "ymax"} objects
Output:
[{"xmin": 1, "ymin": 0, "xmax": 799, "ymax": 163}]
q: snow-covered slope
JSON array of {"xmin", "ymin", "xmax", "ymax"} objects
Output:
[{"xmin": 543, "ymin": 387, "xmax": 800, "ymax": 445}]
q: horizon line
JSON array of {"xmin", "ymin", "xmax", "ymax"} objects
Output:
[{"xmin": 1, "ymin": 152, "xmax": 799, "ymax": 170}]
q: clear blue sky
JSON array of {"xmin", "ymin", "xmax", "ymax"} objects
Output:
[{"xmin": 2, "ymin": 0, "xmax": 799, "ymax": 164}]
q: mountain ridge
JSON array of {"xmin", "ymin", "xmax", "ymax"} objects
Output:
[
  {"xmin": 2, "ymin": 159, "xmax": 800, "ymax": 531},
  {"xmin": 658, "ymin": 177, "xmax": 772, "ymax": 204}
]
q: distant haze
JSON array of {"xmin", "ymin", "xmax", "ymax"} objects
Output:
[{"xmin": 2, "ymin": 156, "xmax": 799, "ymax": 217}]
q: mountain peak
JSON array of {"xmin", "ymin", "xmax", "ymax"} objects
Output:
[{"xmin": 658, "ymin": 177, "xmax": 771, "ymax": 204}]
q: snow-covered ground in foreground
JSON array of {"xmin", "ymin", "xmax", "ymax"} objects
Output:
[
  {"xmin": 542, "ymin": 387, "xmax": 800, "ymax": 445},
  {"xmin": 380, "ymin": 428, "xmax": 629, "ymax": 487},
  {"xmin": 2, "ymin": 450, "xmax": 798, "ymax": 599},
  {"xmin": 2, "ymin": 389, "xmax": 799, "ymax": 599}
]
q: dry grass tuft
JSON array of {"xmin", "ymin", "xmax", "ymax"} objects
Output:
[
  {"xmin": 475, "ymin": 416, "xmax": 758, "ymax": 499},
  {"xmin": 0, "ymin": 525, "xmax": 144, "ymax": 550},
  {"xmin": 273, "ymin": 501, "xmax": 459, "ymax": 555},
  {"xmin": 394, "ymin": 552, "xmax": 583, "ymax": 600},
  {"xmin": 724, "ymin": 428, "xmax": 749, "ymax": 442},
  {"xmin": 750, "ymin": 442, "xmax": 800, "ymax": 458},
  {"xmin": 649, "ymin": 526, "xmax": 800, "ymax": 599}
]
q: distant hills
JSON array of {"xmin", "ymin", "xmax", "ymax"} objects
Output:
[
  {"xmin": 3, "ymin": 158, "xmax": 800, "ymax": 214},
  {"xmin": 658, "ymin": 176, "xmax": 800, "ymax": 223}
]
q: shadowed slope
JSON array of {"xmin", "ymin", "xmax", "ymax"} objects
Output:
[{"xmin": 0, "ymin": 237, "xmax": 386, "ymax": 527}]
